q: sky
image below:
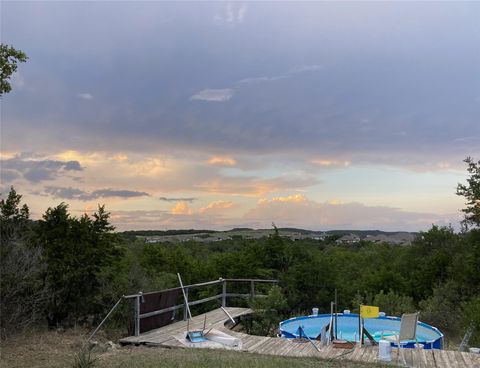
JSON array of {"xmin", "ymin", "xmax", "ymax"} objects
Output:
[{"xmin": 1, "ymin": 1, "xmax": 479, "ymax": 231}]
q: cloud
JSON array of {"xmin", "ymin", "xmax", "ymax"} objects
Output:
[
  {"xmin": 1, "ymin": 154, "xmax": 83, "ymax": 183},
  {"xmin": 1, "ymin": 169, "xmax": 20, "ymax": 182},
  {"xmin": 190, "ymin": 88, "xmax": 234, "ymax": 102},
  {"xmin": 43, "ymin": 186, "xmax": 88, "ymax": 200},
  {"xmin": 290, "ymin": 64, "xmax": 324, "ymax": 73},
  {"xmin": 257, "ymin": 194, "xmax": 307, "ymax": 205},
  {"xmin": 311, "ymin": 159, "xmax": 351, "ymax": 168},
  {"xmin": 103, "ymin": 194, "xmax": 459, "ymax": 232},
  {"xmin": 236, "ymin": 64, "xmax": 323, "ymax": 87},
  {"xmin": 159, "ymin": 196, "xmax": 197, "ymax": 203},
  {"xmin": 3, "ymin": 2, "xmax": 479, "ymax": 175},
  {"xmin": 237, "ymin": 4, "xmax": 247, "ymax": 23},
  {"xmin": 91, "ymin": 189, "xmax": 149, "ymax": 198},
  {"xmin": 199, "ymin": 200, "xmax": 234, "ymax": 214},
  {"xmin": 43, "ymin": 186, "xmax": 149, "ymax": 201},
  {"xmin": 195, "ymin": 172, "xmax": 319, "ymax": 196},
  {"xmin": 207, "ymin": 156, "xmax": 237, "ymax": 166},
  {"xmin": 171, "ymin": 201, "xmax": 193, "ymax": 215},
  {"xmin": 193, "ymin": 63, "xmax": 324, "ymax": 104},
  {"xmin": 77, "ymin": 92, "xmax": 93, "ymax": 100},
  {"xmin": 214, "ymin": 3, "xmax": 248, "ymax": 26},
  {"xmin": 236, "ymin": 75, "xmax": 288, "ymax": 85},
  {"xmin": 244, "ymin": 195, "xmax": 459, "ymax": 231},
  {"xmin": 107, "ymin": 209, "xmax": 231, "ymax": 231}
]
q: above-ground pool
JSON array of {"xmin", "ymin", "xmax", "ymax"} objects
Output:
[{"xmin": 280, "ymin": 313, "xmax": 443, "ymax": 349}]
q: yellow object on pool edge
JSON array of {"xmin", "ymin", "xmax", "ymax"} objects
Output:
[{"xmin": 360, "ymin": 305, "xmax": 379, "ymax": 318}]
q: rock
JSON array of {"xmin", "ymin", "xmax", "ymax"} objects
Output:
[{"xmin": 106, "ymin": 341, "xmax": 118, "ymax": 351}]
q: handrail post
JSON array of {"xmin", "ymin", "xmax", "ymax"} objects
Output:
[
  {"xmin": 134, "ymin": 295, "xmax": 140, "ymax": 336},
  {"xmin": 222, "ymin": 278, "xmax": 227, "ymax": 307},
  {"xmin": 183, "ymin": 287, "xmax": 189, "ymax": 321},
  {"xmin": 250, "ymin": 280, "xmax": 255, "ymax": 300}
]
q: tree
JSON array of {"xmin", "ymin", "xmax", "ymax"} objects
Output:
[
  {"xmin": 0, "ymin": 187, "xmax": 46, "ymax": 338},
  {"xmin": 37, "ymin": 203, "xmax": 120, "ymax": 326},
  {"xmin": 0, "ymin": 44, "xmax": 28, "ymax": 96},
  {"xmin": 456, "ymin": 157, "xmax": 480, "ymax": 229},
  {"xmin": 247, "ymin": 286, "xmax": 288, "ymax": 336}
]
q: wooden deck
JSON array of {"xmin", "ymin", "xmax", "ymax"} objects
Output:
[{"xmin": 119, "ymin": 307, "xmax": 480, "ymax": 367}]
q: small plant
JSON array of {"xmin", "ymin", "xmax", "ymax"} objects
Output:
[{"xmin": 72, "ymin": 344, "xmax": 98, "ymax": 368}]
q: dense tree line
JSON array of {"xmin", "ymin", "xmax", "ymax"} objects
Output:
[{"xmin": 1, "ymin": 158, "xmax": 479, "ymax": 346}]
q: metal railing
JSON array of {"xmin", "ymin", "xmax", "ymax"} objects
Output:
[{"xmin": 124, "ymin": 278, "xmax": 278, "ymax": 336}]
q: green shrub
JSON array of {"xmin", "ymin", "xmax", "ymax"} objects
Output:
[
  {"xmin": 461, "ymin": 296, "xmax": 480, "ymax": 346},
  {"xmin": 246, "ymin": 286, "xmax": 288, "ymax": 336},
  {"xmin": 419, "ymin": 281, "xmax": 463, "ymax": 338},
  {"xmin": 373, "ymin": 290, "xmax": 415, "ymax": 316}
]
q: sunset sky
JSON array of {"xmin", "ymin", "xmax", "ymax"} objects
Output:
[{"xmin": 1, "ymin": 2, "xmax": 479, "ymax": 231}]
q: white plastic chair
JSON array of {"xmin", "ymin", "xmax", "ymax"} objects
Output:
[{"xmin": 382, "ymin": 312, "xmax": 419, "ymax": 366}]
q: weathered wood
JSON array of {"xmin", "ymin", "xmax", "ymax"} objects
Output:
[
  {"xmin": 453, "ymin": 351, "xmax": 467, "ymax": 368},
  {"xmin": 445, "ymin": 349, "xmax": 460, "ymax": 368},
  {"xmin": 120, "ymin": 307, "xmax": 480, "ymax": 367},
  {"xmin": 134, "ymin": 295, "xmax": 140, "ymax": 336},
  {"xmin": 424, "ymin": 349, "xmax": 437, "ymax": 368},
  {"xmin": 222, "ymin": 279, "xmax": 227, "ymax": 307},
  {"xmin": 406, "ymin": 348, "xmax": 415, "ymax": 366},
  {"xmin": 435, "ymin": 348, "xmax": 450, "ymax": 368},
  {"xmin": 129, "ymin": 278, "xmax": 277, "ymax": 329}
]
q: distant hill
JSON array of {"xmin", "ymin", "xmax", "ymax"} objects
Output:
[
  {"xmin": 121, "ymin": 229, "xmax": 217, "ymax": 237},
  {"xmin": 324, "ymin": 230, "xmax": 419, "ymax": 237},
  {"xmin": 120, "ymin": 228, "xmax": 419, "ymax": 245}
]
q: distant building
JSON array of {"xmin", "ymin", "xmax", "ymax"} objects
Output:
[{"xmin": 336, "ymin": 234, "xmax": 360, "ymax": 244}]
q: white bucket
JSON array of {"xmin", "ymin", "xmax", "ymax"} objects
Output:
[
  {"xmin": 312, "ymin": 308, "xmax": 319, "ymax": 316},
  {"xmin": 378, "ymin": 340, "xmax": 392, "ymax": 362}
]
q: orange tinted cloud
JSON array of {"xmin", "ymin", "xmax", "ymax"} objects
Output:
[
  {"xmin": 55, "ymin": 150, "xmax": 101, "ymax": 165},
  {"xmin": 312, "ymin": 159, "xmax": 351, "ymax": 167},
  {"xmin": 244, "ymin": 195, "xmax": 459, "ymax": 231},
  {"xmin": 171, "ymin": 201, "xmax": 193, "ymax": 215},
  {"xmin": 0, "ymin": 151, "xmax": 17, "ymax": 159},
  {"xmin": 258, "ymin": 194, "xmax": 307, "ymax": 205},
  {"xmin": 207, "ymin": 156, "xmax": 237, "ymax": 166},
  {"xmin": 200, "ymin": 200, "xmax": 234, "ymax": 214},
  {"xmin": 113, "ymin": 153, "xmax": 128, "ymax": 162}
]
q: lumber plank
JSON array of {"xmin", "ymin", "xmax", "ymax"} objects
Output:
[
  {"xmin": 435, "ymin": 348, "xmax": 452, "ymax": 368},
  {"xmin": 453, "ymin": 351, "xmax": 468, "ymax": 368},
  {"xmin": 424, "ymin": 349, "xmax": 436, "ymax": 368}
]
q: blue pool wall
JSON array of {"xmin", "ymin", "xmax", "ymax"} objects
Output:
[{"xmin": 279, "ymin": 313, "xmax": 444, "ymax": 350}]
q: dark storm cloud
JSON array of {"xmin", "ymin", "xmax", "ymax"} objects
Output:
[
  {"xmin": 43, "ymin": 186, "xmax": 150, "ymax": 201},
  {"xmin": 2, "ymin": 2, "xmax": 480, "ymax": 167},
  {"xmin": 1, "ymin": 155, "xmax": 83, "ymax": 183}
]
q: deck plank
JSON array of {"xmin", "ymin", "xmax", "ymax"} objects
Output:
[
  {"xmin": 119, "ymin": 307, "xmax": 480, "ymax": 367},
  {"xmin": 435, "ymin": 348, "xmax": 452, "ymax": 368},
  {"xmin": 453, "ymin": 351, "xmax": 468, "ymax": 368}
]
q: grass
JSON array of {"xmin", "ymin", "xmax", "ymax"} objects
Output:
[{"xmin": 0, "ymin": 328, "xmax": 383, "ymax": 368}]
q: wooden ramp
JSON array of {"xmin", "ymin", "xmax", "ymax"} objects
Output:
[{"xmin": 119, "ymin": 307, "xmax": 480, "ymax": 368}]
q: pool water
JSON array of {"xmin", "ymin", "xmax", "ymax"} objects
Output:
[{"xmin": 279, "ymin": 313, "xmax": 443, "ymax": 349}]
